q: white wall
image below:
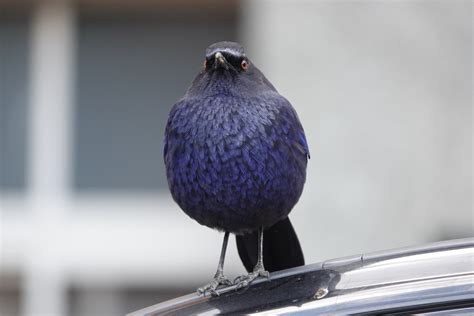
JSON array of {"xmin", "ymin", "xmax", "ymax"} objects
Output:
[{"xmin": 242, "ymin": 0, "xmax": 472, "ymax": 262}]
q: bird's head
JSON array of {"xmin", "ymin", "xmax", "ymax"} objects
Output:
[
  {"xmin": 185, "ymin": 41, "xmax": 276, "ymax": 97},
  {"xmin": 204, "ymin": 41, "xmax": 250, "ymax": 73}
]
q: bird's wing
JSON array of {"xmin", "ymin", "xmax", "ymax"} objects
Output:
[
  {"xmin": 163, "ymin": 99, "xmax": 188, "ymax": 160},
  {"xmin": 270, "ymin": 94, "xmax": 310, "ymax": 159}
]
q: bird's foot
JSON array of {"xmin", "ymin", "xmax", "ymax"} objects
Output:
[
  {"xmin": 197, "ymin": 273, "xmax": 232, "ymax": 297},
  {"xmin": 233, "ymin": 263, "xmax": 270, "ymax": 290}
]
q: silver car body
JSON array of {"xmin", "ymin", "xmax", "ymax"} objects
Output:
[{"xmin": 128, "ymin": 238, "xmax": 474, "ymax": 315}]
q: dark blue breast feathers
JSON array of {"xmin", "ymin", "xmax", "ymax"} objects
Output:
[{"xmin": 164, "ymin": 92, "xmax": 309, "ymax": 233}]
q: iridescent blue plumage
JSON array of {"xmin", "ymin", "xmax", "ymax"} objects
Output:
[
  {"xmin": 164, "ymin": 43, "xmax": 308, "ymax": 234},
  {"xmin": 164, "ymin": 42, "xmax": 309, "ymax": 294}
]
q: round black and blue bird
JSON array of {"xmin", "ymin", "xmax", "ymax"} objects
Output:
[{"xmin": 164, "ymin": 42, "xmax": 309, "ymax": 295}]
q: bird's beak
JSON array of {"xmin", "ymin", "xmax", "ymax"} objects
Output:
[{"xmin": 214, "ymin": 52, "xmax": 229, "ymax": 70}]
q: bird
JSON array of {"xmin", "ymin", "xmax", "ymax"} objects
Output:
[{"xmin": 164, "ymin": 41, "xmax": 309, "ymax": 295}]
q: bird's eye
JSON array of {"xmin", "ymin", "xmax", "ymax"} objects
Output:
[{"xmin": 241, "ymin": 60, "xmax": 249, "ymax": 71}]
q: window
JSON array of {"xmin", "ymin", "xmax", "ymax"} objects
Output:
[
  {"xmin": 0, "ymin": 11, "xmax": 30, "ymax": 191},
  {"xmin": 74, "ymin": 12, "xmax": 238, "ymax": 191}
]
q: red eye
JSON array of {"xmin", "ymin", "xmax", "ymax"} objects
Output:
[{"xmin": 241, "ymin": 60, "xmax": 249, "ymax": 71}]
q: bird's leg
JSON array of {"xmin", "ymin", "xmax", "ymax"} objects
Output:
[
  {"xmin": 234, "ymin": 227, "xmax": 270, "ymax": 289},
  {"xmin": 197, "ymin": 232, "xmax": 232, "ymax": 296},
  {"xmin": 253, "ymin": 227, "xmax": 270, "ymax": 277}
]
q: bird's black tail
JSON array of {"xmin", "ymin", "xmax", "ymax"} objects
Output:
[{"xmin": 236, "ymin": 217, "xmax": 304, "ymax": 273}]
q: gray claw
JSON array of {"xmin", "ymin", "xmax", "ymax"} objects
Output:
[
  {"xmin": 197, "ymin": 275, "xmax": 232, "ymax": 296},
  {"xmin": 233, "ymin": 268, "xmax": 269, "ymax": 290}
]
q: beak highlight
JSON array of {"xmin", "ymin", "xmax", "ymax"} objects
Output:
[{"xmin": 214, "ymin": 52, "xmax": 229, "ymax": 70}]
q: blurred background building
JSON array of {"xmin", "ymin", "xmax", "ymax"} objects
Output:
[{"xmin": 0, "ymin": 0, "xmax": 472, "ymax": 315}]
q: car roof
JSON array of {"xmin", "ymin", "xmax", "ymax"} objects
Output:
[{"xmin": 128, "ymin": 238, "xmax": 474, "ymax": 315}]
